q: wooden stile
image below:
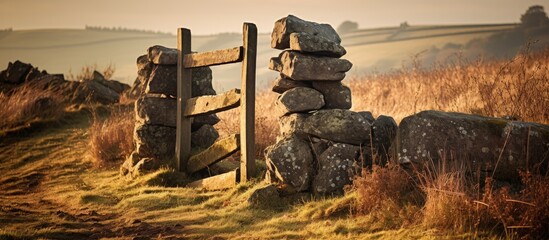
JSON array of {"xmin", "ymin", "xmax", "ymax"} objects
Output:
[{"xmin": 176, "ymin": 22, "xmax": 257, "ymax": 190}]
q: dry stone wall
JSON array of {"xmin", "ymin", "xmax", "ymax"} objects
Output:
[
  {"xmin": 265, "ymin": 15, "xmax": 397, "ymax": 195},
  {"xmin": 121, "ymin": 46, "xmax": 220, "ymax": 178}
]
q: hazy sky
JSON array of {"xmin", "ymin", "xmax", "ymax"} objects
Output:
[{"xmin": 1, "ymin": 0, "xmax": 548, "ymax": 34}]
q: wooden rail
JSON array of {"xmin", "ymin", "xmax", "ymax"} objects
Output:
[{"xmin": 176, "ymin": 23, "xmax": 257, "ymax": 190}]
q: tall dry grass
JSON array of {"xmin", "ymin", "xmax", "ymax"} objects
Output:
[
  {"xmin": 89, "ymin": 106, "xmax": 135, "ymax": 166},
  {"xmin": 351, "ymin": 156, "xmax": 549, "ymax": 238},
  {"xmin": 0, "ymin": 82, "xmax": 67, "ymax": 132},
  {"xmin": 349, "ymin": 46, "xmax": 549, "ymax": 123},
  {"xmin": 67, "ymin": 63, "xmax": 116, "ymax": 81},
  {"xmin": 215, "ymin": 90, "xmax": 279, "ymax": 158}
]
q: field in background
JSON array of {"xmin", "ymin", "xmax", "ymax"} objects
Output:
[{"xmin": 0, "ymin": 23, "xmax": 521, "ymax": 91}]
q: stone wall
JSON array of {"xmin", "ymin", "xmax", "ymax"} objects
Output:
[
  {"xmin": 121, "ymin": 46, "xmax": 220, "ymax": 178},
  {"xmin": 264, "ymin": 15, "xmax": 397, "ymax": 195}
]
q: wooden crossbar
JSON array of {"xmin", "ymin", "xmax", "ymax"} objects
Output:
[
  {"xmin": 187, "ymin": 134, "xmax": 240, "ymax": 174},
  {"xmin": 176, "ymin": 23, "xmax": 257, "ymax": 189},
  {"xmin": 183, "ymin": 47, "xmax": 243, "ymax": 68},
  {"xmin": 183, "ymin": 89, "xmax": 241, "ymax": 117},
  {"xmin": 187, "ymin": 168, "xmax": 240, "ymax": 190}
]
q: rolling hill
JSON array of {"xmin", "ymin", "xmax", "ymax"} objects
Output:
[{"xmin": 0, "ymin": 23, "xmax": 521, "ymax": 91}]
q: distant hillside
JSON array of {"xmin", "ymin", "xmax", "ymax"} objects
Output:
[{"xmin": 2, "ymin": 22, "xmax": 547, "ymax": 91}]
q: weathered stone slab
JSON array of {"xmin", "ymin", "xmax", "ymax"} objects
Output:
[
  {"xmin": 148, "ymin": 45, "xmax": 177, "ymax": 65},
  {"xmin": 134, "ymin": 123, "xmax": 176, "ymax": 167},
  {"xmin": 265, "ymin": 135, "xmax": 314, "ymax": 192},
  {"xmin": 184, "ymin": 89, "xmax": 240, "ymax": 117},
  {"xmin": 395, "ymin": 110, "xmax": 549, "ymax": 182},
  {"xmin": 280, "ymin": 110, "xmax": 371, "ymax": 145},
  {"xmin": 275, "ymin": 87, "xmax": 324, "ymax": 116},
  {"xmin": 269, "ymin": 51, "xmax": 352, "ymax": 81},
  {"xmin": 146, "ymin": 65, "xmax": 215, "ymax": 97},
  {"xmin": 289, "ymin": 32, "xmax": 346, "ymax": 57},
  {"xmin": 187, "ymin": 134, "xmax": 240, "ymax": 173},
  {"xmin": 312, "ymin": 143, "xmax": 360, "ymax": 195},
  {"xmin": 271, "ymin": 15, "xmax": 341, "ymax": 50},
  {"xmin": 191, "ymin": 124, "xmax": 219, "ymax": 149},
  {"xmin": 272, "ymin": 76, "xmax": 312, "ymax": 94},
  {"xmin": 311, "ymin": 81, "xmax": 352, "ymax": 109},
  {"xmin": 135, "ymin": 96, "xmax": 176, "ymax": 127}
]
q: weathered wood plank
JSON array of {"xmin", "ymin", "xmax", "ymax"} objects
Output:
[
  {"xmin": 187, "ymin": 134, "xmax": 240, "ymax": 174},
  {"xmin": 240, "ymin": 23, "xmax": 257, "ymax": 183},
  {"xmin": 187, "ymin": 168, "xmax": 240, "ymax": 190},
  {"xmin": 183, "ymin": 47, "xmax": 243, "ymax": 68},
  {"xmin": 183, "ymin": 89, "xmax": 241, "ymax": 117},
  {"xmin": 176, "ymin": 28, "xmax": 193, "ymax": 172}
]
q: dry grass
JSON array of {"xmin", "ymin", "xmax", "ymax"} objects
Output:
[
  {"xmin": 0, "ymin": 82, "xmax": 67, "ymax": 132},
  {"xmin": 351, "ymin": 163, "xmax": 420, "ymax": 229},
  {"xmin": 349, "ymin": 46, "xmax": 549, "ymax": 123},
  {"xmin": 351, "ymin": 155, "xmax": 549, "ymax": 238},
  {"xmin": 89, "ymin": 105, "xmax": 135, "ymax": 166},
  {"xmin": 216, "ymin": 90, "xmax": 279, "ymax": 158},
  {"xmin": 67, "ymin": 63, "xmax": 116, "ymax": 81}
]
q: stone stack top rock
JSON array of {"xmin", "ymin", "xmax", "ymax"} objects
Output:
[{"xmin": 271, "ymin": 15, "xmax": 341, "ymax": 50}]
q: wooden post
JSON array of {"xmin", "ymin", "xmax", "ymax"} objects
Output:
[
  {"xmin": 176, "ymin": 28, "xmax": 192, "ymax": 172},
  {"xmin": 240, "ymin": 23, "xmax": 257, "ymax": 182}
]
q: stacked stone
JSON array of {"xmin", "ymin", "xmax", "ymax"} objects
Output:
[
  {"xmin": 265, "ymin": 15, "xmax": 398, "ymax": 195},
  {"xmin": 121, "ymin": 45, "xmax": 220, "ymax": 178}
]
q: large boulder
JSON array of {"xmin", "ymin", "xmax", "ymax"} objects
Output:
[
  {"xmin": 289, "ymin": 32, "xmax": 346, "ymax": 57},
  {"xmin": 311, "ymin": 81, "xmax": 352, "ymax": 109},
  {"xmin": 275, "ymin": 87, "xmax": 324, "ymax": 116},
  {"xmin": 1, "ymin": 61, "xmax": 32, "ymax": 84},
  {"xmin": 395, "ymin": 110, "xmax": 549, "ymax": 182},
  {"xmin": 73, "ymin": 79, "xmax": 121, "ymax": 105},
  {"xmin": 135, "ymin": 96, "xmax": 176, "ymax": 127},
  {"xmin": 146, "ymin": 65, "xmax": 215, "ymax": 97},
  {"xmin": 271, "ymin": 15, "xmax": 341, "ymax": 50},
  {"xmin": 312, "ymin": 143, "xmax": 360, "ymax": 195},
  {"xmin": 272, "ymin": 76, "xmax": 312, "ymax": 94},
  {"xmin": 265, "ymin": 136, "xmax": 314, "ymax": 192},
  {"xmin": 280, "ymin": 110, "xmax": 371, "ymax": 145},
  {"xmin": 134, "ymin": 123, "xmax": 176, "ymax": 167},
  {"xmin": 269, "ymin": 51, "xmax": 352, "ymax": 81}
]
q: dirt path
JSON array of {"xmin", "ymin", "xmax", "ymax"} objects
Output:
[{"xmin": 0, "ymin": 115, "xmax": 184, "ymax": 239}]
